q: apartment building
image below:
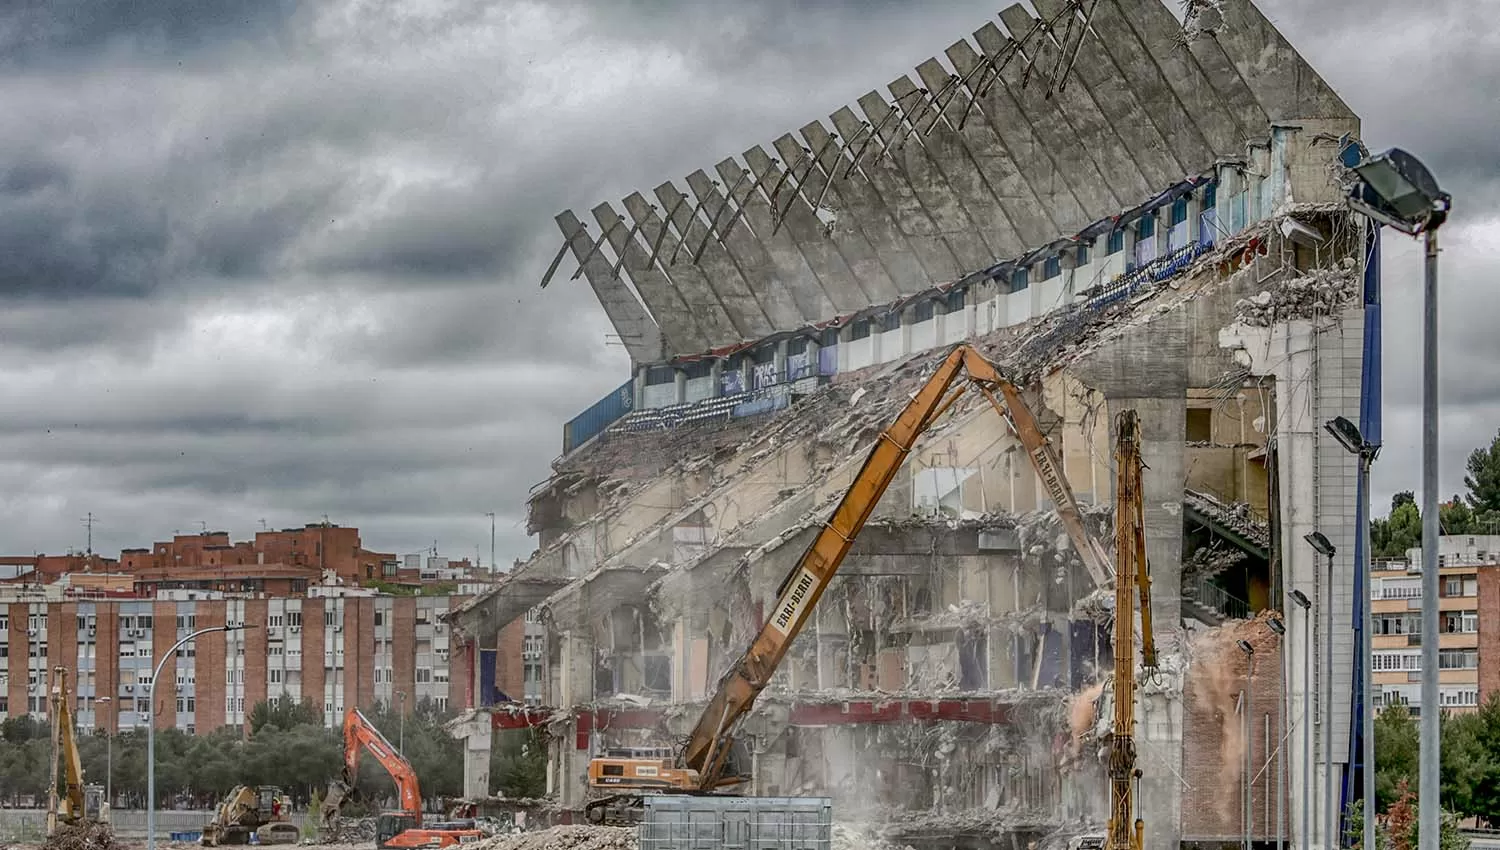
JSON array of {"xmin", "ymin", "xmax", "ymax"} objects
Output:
[
  {"xmin": 0, "ymin": 593, "xmax": 472, "ymax": 732},
  {"xmin": 1371, "ymin": 535, "xmax": 1498, "ymax": 715}
]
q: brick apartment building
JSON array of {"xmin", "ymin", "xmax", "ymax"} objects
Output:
[{"xmin": 0, "ymin": 524, "xmax": 514, "ymax": 732}]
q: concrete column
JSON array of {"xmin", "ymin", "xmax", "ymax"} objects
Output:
[
  {"xmin": 709, "ymin": 359, "xmax": 723, "ymax": 398},
  {"xmin": 452, "ymin": 712, "xmax": 493, "ymax": 799},
  {"xmin": 633, "ymin": 366, "xmax": 647, "ymax": 411},
  {"xmin": 773, "ymin": 340, "xmax": 788, "ymax": 384},
  {"xmin": 674, "ymin": 369, "xmax": 686, "ymax": 405},
  {"xmin": 805, "ymin": 340, "xmax": 820, "ymax": 379},
  {"xmin": 836, "ymin": 326, "xmax": 850, "ymax": 374}
]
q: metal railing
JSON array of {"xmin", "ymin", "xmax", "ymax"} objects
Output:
[{"xmin": 1185, "ymin": 574, "xmax": 1251, "ymax": 620}]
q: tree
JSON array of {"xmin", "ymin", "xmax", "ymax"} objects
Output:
[
  {"xmin": 1375, "ymin": 705, "xmax": 1419, "ymax": 809},
  {"xmin": 249, "ymin": 695, "xmax": 323, "ymax": 735},
  {"xmin": 1465, "ymin": 429, "xmax": 1500, "ymax": 513},
  {"xmin": 1349, "ymin": 779, "xmax": 1471, "ymax": 850},
  {"xmin": 1373, "ymin": 498, "xmax": 1423, "ymax": 559},
  {"xmin": 1441, "ymin": 496, "xmax": 1475, "ymax": 536}
]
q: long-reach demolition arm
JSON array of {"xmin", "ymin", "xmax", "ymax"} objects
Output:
[
  {"xmin": 1106, "ymin": 410, "xmax": 1156, "ymax": 850},
  {"xmin": 51, "ymin": 667, "xmax": 88, "ymax": 826},
  {"xmin": 339, "ymin": 709, "xmax": 424, "ymax": 826},
  {"xmin": 680, "ymin": 343, "xmax": 1110, "ymax": 788}
]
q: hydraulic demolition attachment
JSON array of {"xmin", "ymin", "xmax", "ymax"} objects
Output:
[
  {"xmin": 1106, "ymin": 410, "xmax": 1157, "ymax": 850},
  {"xmin": 586, "ymin": 343, "xmax": 1118, "ymax": 824}
]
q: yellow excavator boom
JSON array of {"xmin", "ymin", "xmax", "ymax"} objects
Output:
[{"xmin": 1106, "ymin": 410, "xmax": 1153, "ymax": 850}]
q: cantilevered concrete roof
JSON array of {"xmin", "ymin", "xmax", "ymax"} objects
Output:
[{"xmin": 548, "ymin": 0, "xmax": 1355, "ymax": 364}]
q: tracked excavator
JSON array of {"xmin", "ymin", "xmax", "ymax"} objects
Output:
[
  {"xmin": 584, "ymin": 343, "xmax": 1119, "ymax": 825},
  {"xmin": 321, "ymin": 709, "xmax": 485, "ymax": 850},
  {"xmin": 46, "ymin": 667, "xmax": 106, "ymax": 837},
  {"xmin": 201, "ymin": 786, "xmax": 299, "ymax": 846}
]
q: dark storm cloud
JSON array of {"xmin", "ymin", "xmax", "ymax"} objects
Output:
[
  {"xmin": 0, "ymin": 0, "xmax": 1492, "ymax": 561},
  {"xmin": 0, "ymin": 0, "xmax": 300, "ymax": 67}
]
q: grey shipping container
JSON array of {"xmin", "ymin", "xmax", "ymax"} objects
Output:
[{"xmin": 638, "ymin": 796, "xmax": 832, "ymax": 850}]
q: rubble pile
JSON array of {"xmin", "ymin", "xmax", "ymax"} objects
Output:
[
  {"xmin": 469, "ymin": 825, "xmax": 635, "ymax": 850},
  {"xmin": 1183, "ymin": 488, "xmax": 1269, "ymax": 549},
  {"xmin": 832, "ymin": 824, "xmax": 916, "ymax": 850},
  {"xmin": 42, "ymin": 822, "xmax": 121, "ymax": 850},
  {"xmin": 1233, "ymin": 256, "xmax": 1359, "ymax": 326}
]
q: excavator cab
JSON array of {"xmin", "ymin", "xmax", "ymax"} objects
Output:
[
  {"xmin": 83, "ymin": 785, "xmax": 104, "ymax": 822},
  {"xmin": 375, "ymin": 814, "xmax": 418, "ymax": 849}
]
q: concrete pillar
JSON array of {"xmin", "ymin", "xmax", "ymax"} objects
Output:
[
  {"xmin": 674, "ymin": 369, "xmax": 686, "ymax": 405},
  {"xmin": 709, "ymin": 359, "xmax": 723, "ymax": 398},
  {"xmin": 773, "ymin": 340, "xmax": 788, "ymax": 384},
  {"xmin": 451, "ymin": 712, "xmax": 493, "ymax": 800},
  {"xmin": 633, "ymin": 366, "xmax": 647, "ymax": 410}
]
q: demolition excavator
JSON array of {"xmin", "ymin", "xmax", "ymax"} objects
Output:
[
  {"xmin": 1104, "ymin": 410, "xmax": 1156, "ymax": 850},
  {"xmin": 321, "ymin": 708, "xmax": 485, "ymax": 850},
  {"xmin": 46, "ymin": 667, "xmax": 106, "ymax": 836},
  {"xmin": 585, "ymin": 342, "xmax": 1119, "ymax": 825}
]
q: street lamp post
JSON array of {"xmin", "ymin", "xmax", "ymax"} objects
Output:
[
  {"xmin": 1305, "ymin": 533, "xmax": 1337, "ymax": 850},
  {"xmin": 485, "ymin": 513, "xmax": 496, "ymax": 574},
  {"xmin": 396, "ymin": 690, "xmax": 407, "ymax": 756},
  {"xmin": 1327, "ymin": 415, "xmax": 1381, "ymax": 850},
  {"xmin": 1239, "ymin": 639, "xmax": 1257, "ymax": 850},
  {"xmin": 1346, "ymin": 146, "xmax": 1450, "ymax": 850},
  {"xmin": 149, "ymin": 626, "xmax": 249, "ymax": 850},
  {"xmin": 1290, "ymin": 588, "xmax": 1313, "ymax": 850},
  {"xmin": 1268, "ymin": 615, "xmax": 1288, "ymax": 850}
]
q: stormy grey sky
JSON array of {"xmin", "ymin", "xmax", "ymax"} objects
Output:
[{"xmin": 0, "ymin": 0, "xmax": 1493, "ymax": 565}]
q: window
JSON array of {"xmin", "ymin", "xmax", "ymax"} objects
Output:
[
  {"xmin": 524, "ymin": 664, "xmax": 543, "ymax": 684},
  {"xmin": 415, "ymin": 609, "xmax": 431, "ymax": 625},
  {"xmin": 944, "ymin": 288, "xmax": 965, "ymax": 313},
  {"xmin": 524, "ymin": 607, "xmax": 541, "ymax": 624},
  {"xmin": 1203, "ymin": 182, "xmax": 1218, "ymax": 209},
  {"xmin": 1137, "ymin": 215, "xmax": 1155, "ymax": 239},
  {"xmin": 1374, "ymin": 652, "xmax": 1420, "ymax": 672},
  {"xmin": 1170, "ymin": 198, "xmax": 1189, "ymax": 226},
  {"xmin": 373, "ymin": 611, "xmax": 385, "ymax": 627},
  {"xmin": 176, "ymin": 641, "xmax": 195, "ymax": 658},
  {"xmin": 1075, "ymin": 244, "xmax": 1090, "ymax": 266},
  {"xmin": 914, "ymin": 300, "xmax": 936, "ymax": 323},
  {"xmin": 270, "ymin": 669, "xmax": 283, "ymax": 684},
  {"xmin": 176, "ymin": 697, "xmax": 195, "ymax": 713},
  {"xmin": 1010, "ymin": 267, "xmax": 1029, "ymax": 292},
  {"xmin": 434, "ymin": 696, "xmax": 448, "ymax": 712},
  {"xmin": 1042, "ymin": 256, "xmax": 1061, "ymax": 280},
  {"xmin": 138, "ymin": 615, "xmax": 152, "ymax": 630},
  {"xmin": 269, "ymin": 645, "xmax": 283, "ymax": 657},
  {"xmin": 136, "ymin": 646, "xmax": 151, "ymax": 658},
  {"xmin": 645, "ymin": 365, "xmax": 675, "ymax": 386},
  {"xmin": 0, "ymin": 615, "xmax": 7, "ymax": 630},
  {"xmin": 878, "ymin": 311, "xmax": 900, "ymax": 333},
  {"xmin": 286, "ymin": 612, "xmax": 302, "ymax": 627},
  {"xmin": 849, "ymin": 319, "xmax": 871, "ymax": 341},
  {"xmin": 1186, "ymin": 408, "xmax": 1212, "ymax": 442},
  {"xmin": 1106, "ymin": 230, "xmax": 1124, "ymax": 255},
  {"xmin": 434, "ymin": 670, "xmax": 449, "ymax": 684},
  {"xmin": 268, "ymin": 614, "xmax": 283, "ymax": 628},
  {"xmin": 176, "ymin": 614, "xmax": 196, "ymax": 630},
  {"xmin": 1442, "ymin": 611, "xmax": 1478, "ymax": 633},
  {"xmin": 416, "ymin": 668, "xmax": 432, "ymax": 684},
  {"xmin": 324, "ymin": 610, "xmax": 336, "ymax": 626},
  {"xmin": 1439, "ymin": 649, "xmax": 1478, "ymax": 670}
]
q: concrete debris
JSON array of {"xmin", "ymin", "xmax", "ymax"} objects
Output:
[
  {"xmin": 467, "ymin": 826, "xmax": 635, "ymax": 850},
  {"xmin": 42, "ymin": 822, "xmax": 121, "ymax": 850},
  {"xmin": 832, "ymin": 824, "xmax": 916, "ymax": 850},
  {"xmin": 1071, "ymin": 587, "xmax": 1113, "ymax": 624},
  {"xmin": 1181, "ymin": 542, "xmax": 1248, "ymax": 581},
  {"xmin": 1233, "ymin": 256, "xmax": 1359, "ymax": 326},
  {"xmin": 1181, "ymin": 0, "xmax": 1225, "ymax": 38}
]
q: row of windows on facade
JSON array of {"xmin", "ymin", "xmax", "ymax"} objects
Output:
[
  {"xmin": 1374, "ymin": 611, "xmax": 1480, "ymax": 634},
  {"xmin": 1378, "ymin": 689, "xmax": 1481, "ymax": 708},
  {"xmin": 1374, "ymin": 575, "xmax": 1480, "ymax": 600},
  {"xmin": 1373, "ymin": 648, "xmax": 1479, "ymax": 671},
  {"xmin": 0, "ymin": 607, "xmax": 447, "ymax": 635}
]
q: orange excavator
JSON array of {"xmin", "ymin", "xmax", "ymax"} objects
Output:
[
  {"xmin": 321, "ymin": 709, "xmax": 484, "ymax": 849},
  {"xmin": 585, "ymin": 343, "xmax": 1117, "ymax": 824}
]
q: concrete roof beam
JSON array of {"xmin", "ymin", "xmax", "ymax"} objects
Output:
[
  {"xmin": 1030, "ymin": 0, "xmax": 1204, "ymax": 185},
  {"xmin": 823, "ymin": 107, "xmax": 965, "ymax": 285},
  {"xmin": 886, "ymin": 72, "xmax": 1028, "ymax": 258},
  {"xmin": 942, "ymin": 39, "xmax": 1091, "ymax": 234},
  {"xmin": 1105, "ymin": 0, "xmax": 1264, "ymax": 154},
  {"xmin": 652, "ymin": 181, "xmax": 775, "ymax": 339},
  {"xmin": 993, "ymin": 6, "xmax": 1151, "ymax": 205},
  {"xmin": 1211, "ymin": 0, "xmax": 1357, "ymax": 123},
  {"xmin": 854, "ymin": 91, "xmax": 994, "ymax": 273},
  {"xmin": 555, "ymin": 210, "xmax": 663, "ymax": 363},
  {"xmin": 713, "ymin": 156, "xmax": 843, "ymax": 320},
  {"xmin": 681, "ymin": 169, "xmax": 823, "ymax": 326},
  {"xmin": 970, "ymin": 22, "xmax": 1121, "ymax": 220},
  {"xmin": 791, "ymin": 122, "xmax": 935, "ymax": 296},
  {"xmin": 913, "ymin": 57, "xmax": 1062, "ymax": 249},
  {"xmin": 764, "ymin": 134, "xmax": 902, "ymax": 304},
  {"xmin": 590, "ymin": 202, "xmax": 710, "ymax": 354},
  {"xmin": 741, "ymin": 145, "xmax": 872, "ymax": 314},
  {"xmin": 620, "ymin": 193, "xmax": 744, "ymax": 345}
]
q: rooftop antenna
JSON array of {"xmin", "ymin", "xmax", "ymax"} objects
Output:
[
  {"xmin": 259, "ymin": 519, "xmax": 268, "ymax": 531},
  {"xmin": 80, "ymin": 513, "xmax": 97, "ymax": 557},
  {"xmin": 198, "ymin": 520, "xmax": 207, "ymax": 535}
]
